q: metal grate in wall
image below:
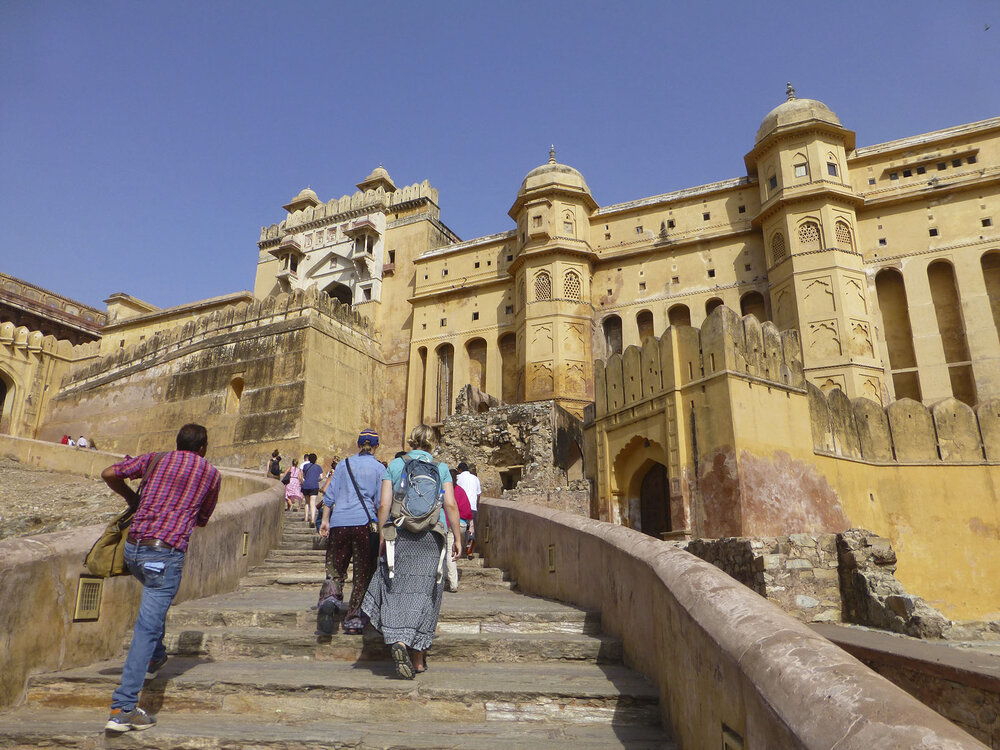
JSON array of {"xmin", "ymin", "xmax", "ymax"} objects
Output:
[{"xmin": 74, "ymin": 576, "xmax": 103, "ymax": 622}]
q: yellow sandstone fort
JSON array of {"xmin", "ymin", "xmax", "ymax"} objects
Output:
[{"xmin": 2, "ymin": 88, "xmax": 999, "ymax": 620}]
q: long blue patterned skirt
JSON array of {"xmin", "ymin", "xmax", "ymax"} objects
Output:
[{"xmin": 362, "ymin": 528, "xmax": 444, "ymax": 651}]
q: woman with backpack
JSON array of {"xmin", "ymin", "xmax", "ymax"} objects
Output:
[
  {"xmin": 266, "ymin": 449, "xmax": 282, "ymax": 480},
  {"xmin": 362, "ymin": 424, "xmax": 462, "ymax": 679}
]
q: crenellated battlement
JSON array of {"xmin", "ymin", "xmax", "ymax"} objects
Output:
[
  {"xmin": 810, "ymin": 385, "xmax": 1000, "ymax": 465},
  {"xmin": 593, "ymin": 304, "xmax": 805, "ymax": 418},
  {"xmin": 259, "ymin": 181, "xmax": 439, "ymax": 243},
  {"xmin": 59, "ymin": 288, "xmax": 373, "ymax": 392},
  {"xmin": 0, "ymin": 320, "xmax": 99, "ymax": 360}
]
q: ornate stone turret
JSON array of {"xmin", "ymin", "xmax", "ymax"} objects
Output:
[
  {"xmin": 506, "ymin": 149, "xmax": 599, "ymax": 413},
  {"xmin": 745, "ymin": 86, "xmax": 887, "ymax": 403},
  {"xmin": 356, "ymin": 165, "xmax": 397, "ymax": 193}
]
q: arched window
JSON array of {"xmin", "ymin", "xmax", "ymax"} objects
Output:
[
  {"xmin": 562, "ymin": 210, "xmax": 575, "ymax": 237},
  {"xmin": 517, "ymin": 280, "xmax": 525, "ymax": 310},
  {"xmin": 436, "ymin": 343, "xmax": 455, "ymax": 421},
  {"xmin": 705, "ymin": 297, "xmax": 724, "ymax": 317},
  {"xmin": 928, "ymin": 260, "xmax": 975, "ymax": 405},
  {"xmin": 324, "ymin": 281, "xmax": 352, "ymax": 306},
  {"xmin": 499, "ymin": 333, "xmax": 518, "ymax": 404},
  {"xmin": 534, "ymin": 271, "xmax": 551, "ymax": 301},
  {"xmin": 0, "ymin": 370, "xmax": 12, "ymax": 435},
  {"xmin": 826, "ymin": 152, "xmax": 841, "ymax": 179},
  {"xmin": 563, "ymin": 270, "xmax": 582, "ymax": 300},
  {"xmin": 636, "ymin": 310, "xmax": 654, "ymax": 343},
  {"xmin": 416, "ymin": 347, "xmax": 428, "ymax": 422},
  {"xmin": 466, "ymin": 338, "xmax": 487, "ymax": 392},
  {"xmin": 226, "ymin": 377, "xmax": 244, "ymax": 414},
  {"xmin": 771, "ymin": 232, "xmax": 787, "ymax": 263},
  {"xmin": 875, "ymin": 268, "xmax": 920, "ymax": 401},
  {"xmin": 740, "ymin": 291, "xmax": 767, "ymax": 322},
  {"xmin": 835, "ymin": 220, "xmax": 854, "ymax": 251},
  {"xmin": 792, "ymin": 152, "xmax": 809, "ymax": 180},
  {"xmin": 668, "ymin": 304, "xmax": 691, "ymax": 327},
  {"xmin": 603, "ymin": 315, "xmax": 623, "ymax": 356},
  {"xmin": 798, "ymin": 221, "xmax": 821, "ymax": 251}
]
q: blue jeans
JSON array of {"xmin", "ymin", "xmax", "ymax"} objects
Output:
[{"xmin": 110, "ymin": 541, "xmax": 185, "ymax": 710}]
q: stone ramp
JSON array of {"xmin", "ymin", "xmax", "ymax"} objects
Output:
[{"xmin": 0, "ymin": 515, "xmax": 675, "ymax": 748}]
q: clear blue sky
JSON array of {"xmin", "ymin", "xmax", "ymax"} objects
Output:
[{"xmin": 1, "ymin": 1, "xmax": 998, "ymax": 310}]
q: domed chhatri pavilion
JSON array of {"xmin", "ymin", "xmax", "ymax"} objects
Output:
[{"xmin": 249, "ymin": 87, "xmax": 1000, "ymax": 434}]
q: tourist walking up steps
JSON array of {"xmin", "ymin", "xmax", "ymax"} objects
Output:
[
  {"xmin": 301, "ymin": 453, "xmax": 323, "ymax": 526},
  {"xmin": 455, "ymin": 461, "xmax": 481, "ymax": 553},
  {"xmin": 363, "ymin": 424, "xmax": 461, "ymax": 679},
  {"xmin": 317, "ymin": 430, "xmax": 382, "ymax": 634},
  {"xmin": 101, "ymin": 423, "xmax": 220, "ymax": 733},
  {"xmin": 443, "ymin": 479, "xmax": 473, "ymax": 592},
  {"xmin": 284, "ymin": 458, "xmax": 303, "ymax": 511}
]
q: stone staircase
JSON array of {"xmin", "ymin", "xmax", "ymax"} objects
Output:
[{"xmin": 0, "ymin": 516, "xmax": 675, "ymax": 748}]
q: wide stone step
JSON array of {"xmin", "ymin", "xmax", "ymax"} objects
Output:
[
  {"xmin": 0, "ymin": 708, "xmax": 673, "ymax": 749},
  {"xmin": 24, "ymin": 659, "xmax": 662, "ymax": 727},
  {"xmin": 162, "ymin": 627, "xmax": 623, "ymax": 664},
  {"xmin": 241, "ymin": 570, "xmax": 516, "ymax": 591},
  {"xmin": 166, "ymin": 588, "xmax": 602, "ymax": 635}
]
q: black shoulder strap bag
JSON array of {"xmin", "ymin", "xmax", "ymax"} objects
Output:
[{"xmin": 344, "ymin": 458, "xmax": 381, "ymax": 564}]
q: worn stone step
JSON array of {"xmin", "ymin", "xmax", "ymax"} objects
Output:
[
  {"xmin": 162, "ymin": 626, "xmax": 622, "ymax": 664},
  {"xmin": 0, "ymin": 707, "xmax": 674, "ymax": 749},
  {"xmin": 240, "ymin": 576, "xmax": 517, "ymax": 591},
  {"xmin": 24, "ymin": 659, "xmax": 662, "ymax": 727},
  {"xmin": 166, "ymin": 588, "xmax": 602, "ymax": 635},
  {"xmin": 268, "ymin": 548, "xmax": 327, "ymax": 558}
]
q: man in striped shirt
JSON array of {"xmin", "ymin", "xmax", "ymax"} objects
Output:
[{"xmin": 101, "ymin": 423, "xmax": 221, "ymax": 733}]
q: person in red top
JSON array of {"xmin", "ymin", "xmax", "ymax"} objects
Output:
[
  {"xmin": 101, "ymin": 423, "xmax": 221, "ymax": 733},
  {"xmin": 443, "ymin": 482, "xmax": 473, "ymax": 592}
]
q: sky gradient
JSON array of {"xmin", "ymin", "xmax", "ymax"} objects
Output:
[{"xmin": 1, "ymin": 1, "xmax": 998, "ymax": 310}]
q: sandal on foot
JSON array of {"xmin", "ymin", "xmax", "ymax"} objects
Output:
[{"xmin": 391, "ymin": 642, "xmax": 414, "ymax": 680}]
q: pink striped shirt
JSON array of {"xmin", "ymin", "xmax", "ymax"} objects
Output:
[{"xmin": 112, "ymin": 450, "xmax": 221, "ymax": 552}]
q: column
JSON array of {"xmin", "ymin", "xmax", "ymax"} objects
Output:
[
  {"xmin": 903, "ymin": 261, "xmax": 951, "ymax": 402},
  {"xmin": 955, "ymin": 261, "xmax": 1000, "ymax": 397}
]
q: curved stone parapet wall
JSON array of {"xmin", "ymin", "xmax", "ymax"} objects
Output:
[
  {"xmin": 480, "ymin": 498, "xmax": 984, "ymax": 748},
  {"xmin": 0, "ymin": 436, "xmax": 282, "ymax": 708}
]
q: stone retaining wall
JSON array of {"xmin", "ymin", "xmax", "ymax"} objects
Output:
[
  {"xmin": 480, "ymin": 497, "xmax": 984, "ymax": 748},
  {"xmin": 0, "ymin": 437, "xmax": 283, "ymax": 709}
]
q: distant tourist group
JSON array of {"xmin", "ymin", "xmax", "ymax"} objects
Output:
[
  {"xmin": 60, "ymin": 433, "xmax": 96, "ymax": 449},
  {"xmin": 98, "ymin": 421, "xmax": 481, "ymax": 734}
]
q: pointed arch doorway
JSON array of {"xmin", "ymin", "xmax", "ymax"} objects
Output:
[{"xmin": 639, "ymin": 463, "xmax": 670, "ymax": 539}]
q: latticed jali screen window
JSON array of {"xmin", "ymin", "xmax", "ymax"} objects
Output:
[
  {"xmin": 835, "ymin": 221, "xmax": 854, "ymax": 250},
  {"xmin": 771, "ymin": 233, "xmax": 786, "ymax": 263},
  {"xmin": 798, "ymin": 222, "xmax": 821, "ymax": 251},
  {"xmin": 534, "ymin": 272, "xmax": 552, "ymax": 301},
  {"xmin": 563, "ymin": 271, "xmax": 582, "ymax": 300}
]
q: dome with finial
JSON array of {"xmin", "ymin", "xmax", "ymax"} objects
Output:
[
  {"xmin": 282, "ymin": 186, "xmax": 321, "ymax": 213},
  {"xmin": 517, "ymin": 146, "xmax": 591, "ymax": 198},
  {"xmin": 755, "ymin": 83, "xmax": 842, "ymax": 143},
  {"xmin": 356, "ymin": 165, "xmax": 396, "ymax": 193}
]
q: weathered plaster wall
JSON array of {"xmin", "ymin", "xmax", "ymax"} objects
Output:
[
  {"xmin": 590, "ymin": 304, "xmax": 1000, "ymax": 619},
  {"xmin": 0, "ymin": 437, "xmax": 281, "ymax": 709},
  {"xmin": 437, "ymin": 400, "xmax": 586, "ymax": 496},
  {"xmin": 479, "ymin": 498, "xmax": 983, "ymax": 748}
]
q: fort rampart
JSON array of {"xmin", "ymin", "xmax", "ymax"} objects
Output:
[
  {"xmin": 0, "ymin": 436, "xmax": 282, "ymax": 709},
  {"xmin": 587, "ymin": 305, "xmax": 1000, "ymax": 620},
  {"xmin": 35, "ymin": 288, "xmax": 393, "ymax": 468}
]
